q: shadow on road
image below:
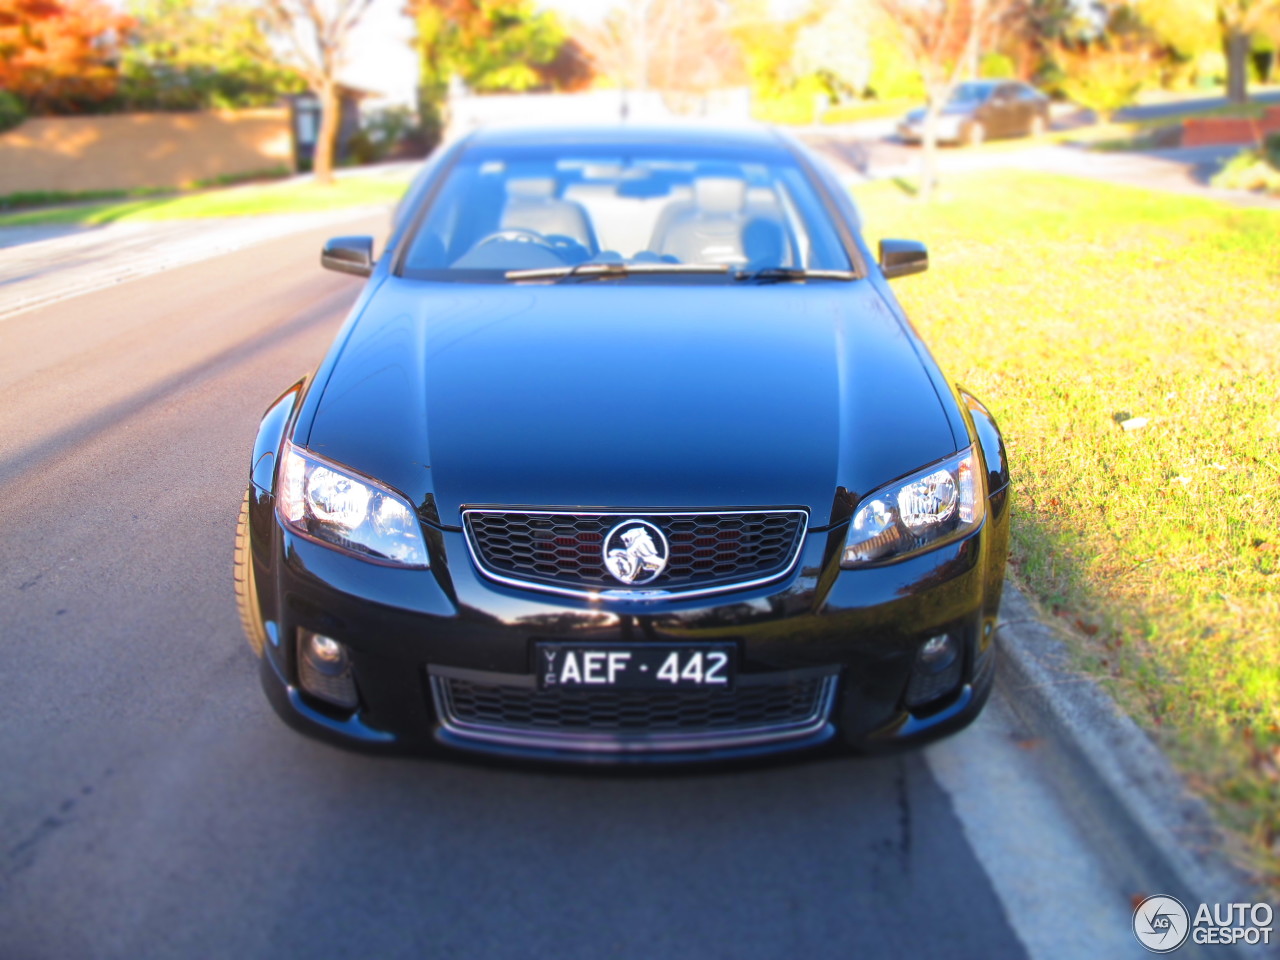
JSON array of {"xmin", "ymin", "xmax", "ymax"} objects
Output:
[{"xmin": 0, "ymin": 282, "xmax": 357, "ymax": 490}]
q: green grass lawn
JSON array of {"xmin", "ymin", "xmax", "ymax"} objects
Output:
[
  {"xmin": 0, "ymin": 171, "xmax": 414, "ymax": 227},
  {"xmin": 856, "ymin": 171, "xmax": 1280, "ymax": 885}
]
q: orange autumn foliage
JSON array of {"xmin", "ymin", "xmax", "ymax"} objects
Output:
[{"xmin": 0, "ymin": 0, "xmax": 132, "ymax": 113}]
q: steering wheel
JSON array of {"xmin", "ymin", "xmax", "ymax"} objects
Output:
[
  {"xmin": 542, "ymin": 234, "xmax": 591, "ymax": 261},
  {"xmin": 475, "ymin": 228, "xmax": 556, "ymax": 249}
]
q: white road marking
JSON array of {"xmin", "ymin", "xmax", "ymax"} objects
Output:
[
  {"xmin": 926, "ymin": 689, "xmax": 1148, "ymax": 959},
  {"xmin": 0, "ymin": 207, "xmax": 386, "ymax": 322}
]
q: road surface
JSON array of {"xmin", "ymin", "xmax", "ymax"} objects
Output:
[{"xmin": 0, "ymin": 216, "xmax": 1156, "ymax": 959}]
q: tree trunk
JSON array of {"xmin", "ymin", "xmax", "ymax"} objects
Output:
[
  {"xmin": 920, "ymin": 99, "xmax": 941, "ymax": 202},
  {"xmin": 1224, "ymin": 28, "xmax": 1251, "ymax": 104},
  {"xmin": 314, "ymin": 82, "xmax": 341, "ymax": 186}
]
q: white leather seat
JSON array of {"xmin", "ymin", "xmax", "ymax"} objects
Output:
[
  {"xmin": 500, "ymin": 178, "xmax": 597, "ymax": 253},
  {"xmin": 652, "ymin": 177, "xmax": 749, "ymax": 265}
]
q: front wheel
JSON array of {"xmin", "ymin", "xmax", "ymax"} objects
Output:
[{"xmin": 233, "ymin": 488, "xmax": 267, "ymax": 657}]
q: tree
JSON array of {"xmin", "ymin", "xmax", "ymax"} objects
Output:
[
  {"xmin": 1000, "ymin": 0, "xmax": 1076, "ymax": 82},
  {"xmin": 121, "ymin": 0, "xmax": 305, "ymax": 110},
  {"xmin": 413, "ymin": 0, "xmax": 570, "ymax": 94},
  {"xmin": 728, "ymin": 0, "xmax": 828, "ymax": 120},
  {"xmin": 873, "ymin": 0, "xmax": 1018, "ymax": 200},
  {"xmin": 1137, "ymin": 0, "xmax": 1280, "ymax": 101},
  {"xmin": 261, "ymin": 0, "xmax": 372, "ymax": 185},
  {"xmin": 793, "ymin": 1, "xmax": 875, "ymax": 101},
  {"xmin": 1054, "ymin": 38, "xmax": 1151, "ymax": 121},
  {"xmin": 576, "ymin": 0, "xmax": 743, "ymax": 95},
  {"xmin": 0, "ymin": 0, "xmax": 131, "ymax": 114},
  {"xmin": 410, "ymin": 0, "xmax": 585, "ymax": 142}
]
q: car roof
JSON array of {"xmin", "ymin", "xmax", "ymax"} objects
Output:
[{"xmin": 463, "ymin": 123, "xmax": 793, "ymax": 157}]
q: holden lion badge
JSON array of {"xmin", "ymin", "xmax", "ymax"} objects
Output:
[{"xmin": 603, "ymin": 520, "xmax": 669, "ymax": 585}]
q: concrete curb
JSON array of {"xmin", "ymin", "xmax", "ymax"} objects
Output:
[{"xmin": 995, "ymin": 579, "xmax": 1262, "ymax": 955}]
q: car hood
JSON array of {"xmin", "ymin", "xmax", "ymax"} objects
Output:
[{"xmin": 304, "ymin": 278, "xmax": 958, "ymax": 528}]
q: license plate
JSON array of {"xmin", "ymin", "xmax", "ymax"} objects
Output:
[{"xmin": 535, "ymin": 643, "xmax": 736, "ymax": 691}]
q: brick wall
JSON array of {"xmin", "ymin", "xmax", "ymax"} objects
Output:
[
  {"xmin": 1182, "ymin": 107, "xmax": 1280, "ymax": 148},
  {"xmin": 0, "ymin": 109, "xmax": 293, "ymax": 195}
]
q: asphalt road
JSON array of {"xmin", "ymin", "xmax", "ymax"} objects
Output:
[{"xmin": 0, "ymin": 217, "xmax": 1144, "ymax": 959}]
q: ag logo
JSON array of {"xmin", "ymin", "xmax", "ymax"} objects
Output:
[
  {"xmin": 602, "ymin": 520, "xmax": 669, "ymax": 585},
  {"xmin": 1133, "ymin": 895, "xmax": 1190, "ymax": 953}
]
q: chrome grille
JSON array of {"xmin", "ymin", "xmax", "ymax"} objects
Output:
[
  {"xmin": 463, "ymin": 509, "xmax": 806, "ymax": 597},
  {"xmin": 430, "ymin": 672, "xmax": 837, "ymax": 754}
]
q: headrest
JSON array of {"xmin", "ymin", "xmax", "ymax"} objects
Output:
[
  {"xmin": 694, "ymin": 177, "xmax": 746, "ymax": 215},
  {"xmin": 507, "ymin": 177, "xmax": 557, "ymax": 199}
]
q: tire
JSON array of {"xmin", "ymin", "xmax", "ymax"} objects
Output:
[
  {"xmin": 233, "ymin": 487, "xmax": 268, "ymax": 658},
  {"xmin": 964, "ymin": 120, "xmax": 985, "ymax": 146},
  {"xmin": 1029, "ymin": 114, "xmax": 1046, "ymax": 137}
]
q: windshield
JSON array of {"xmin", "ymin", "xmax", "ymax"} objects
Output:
[
  {"xmin": 948, "ymin": 83, "xmax": 994, "ymax": 104},
  {"xmin": 400, "ymin": 144, "xmax": 852, "ymax": 281}
]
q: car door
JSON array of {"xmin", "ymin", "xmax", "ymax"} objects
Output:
[
  {"xmin": 1006, "ymin": 83, "xmax": 1037, "ymax": 136},
  {"xmin": 984, "ymin": 84, "xmax": 1014, "ymax": 137}
]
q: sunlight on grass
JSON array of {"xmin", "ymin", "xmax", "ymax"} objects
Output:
[
  {"xmin": 0, "ymin": 172, "xmax": 414, "ymax": 227},
  {"xmin": 857, "ymin": 171, "xmax": 1280, "ymax": 883}
]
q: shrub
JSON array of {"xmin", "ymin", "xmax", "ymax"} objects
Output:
[
  {"xmin": 751, "ymin": 76, "xmax": 829, "ymax": 126},
  {"xmin": 0, "ymin": 91, "xmax": 26, "ymax": 134},
  {"xmin": 820, "ymin": 99, "xmax": 916, "ymax": 125},
  {"xmin": 979, "ymin": 53, "xmax": 1016, "ymax": 79},
  {"xmin": 1211, "ymin": 144, "xmax": 1280, "ymax": 194},
  {"xmin": 345, "ymin": 108, "xmax": 428, "ymax": 165}
]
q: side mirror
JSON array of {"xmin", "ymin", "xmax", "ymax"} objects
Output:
[
  {"xmin": 321, "ymin": 236, "xmax": 375, "ymax": 277},
  {"xmin": 879, "ymin": 239, "xmax": 928, "ymax": 280}
]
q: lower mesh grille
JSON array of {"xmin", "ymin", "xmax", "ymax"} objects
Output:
[{"xmin": 431, "ymin": 673, "xmax": 837, "ymax": 753}]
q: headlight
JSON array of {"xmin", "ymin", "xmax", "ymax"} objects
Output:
[
  {"xmin": 841, "ymin": 448, "xmax": 984, "ymax": 567},
  {"xmin": 277, "ymin": 442, "xmax": 429, "ymax": 567}
]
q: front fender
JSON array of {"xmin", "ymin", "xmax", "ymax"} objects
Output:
[
  {"xmin": 250, "ymin": 378, "xmax": 307, "ymax": 495},
  {"xmin": 954, "ymin": 385, "xmax": 1011, "ymax": 625},
  {"xmin": 954, "ymin": 385, "xmax": 1009, "ymax": 497}
]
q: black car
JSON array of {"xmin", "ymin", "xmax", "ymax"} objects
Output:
[
  {"xmin": 899, "ymin": 80, "xmax": 1050, "ymax": 145},
  {"xmin": 234, "ymin": 124, "xmax": 1010, "ymax": 765}
]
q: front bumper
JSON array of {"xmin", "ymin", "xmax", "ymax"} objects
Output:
[
  {"xmin": 248, "ymin": 486, "xmax": 1009, "ymax": 765},
  {"xmin": 898, "ymin": 120, "xmax": 966, "ymax": 144}
]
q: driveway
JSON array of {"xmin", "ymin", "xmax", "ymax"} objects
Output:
[{"xmin": 802, "ymin": 134, "xmax": 1280, "ymax": 209}]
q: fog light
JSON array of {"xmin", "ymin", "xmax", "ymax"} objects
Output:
[
  {"xmin": 310, "ymin": 634, "xmax": 345, "ymax": 666},
  {"xmin": 917, "ymin": 633, "xmax": 957, "ymax": 674},
  {"xmin": 905, "ymin": 633, "xmax": 962, "ymax": 709},
  {"xmin": 297, "ymin": 630, "xmax": 358, "ymax": 710}
]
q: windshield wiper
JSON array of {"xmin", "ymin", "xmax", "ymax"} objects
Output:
[
  {"xmin": 733, "ymin": 267, "xmax": 857, "ymax": 284},
  {"xmin": 505, "ymin": 262, "xmax": 731, "ymax": 282}
]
